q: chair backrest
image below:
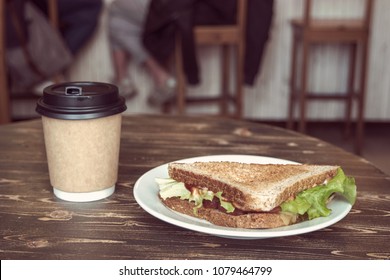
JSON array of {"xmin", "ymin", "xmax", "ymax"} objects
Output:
[
  {"xmin": 303, "ymin": 0, "xmax": 374, "ymax": 29},
  {"xmin": 194, "ymin": 0, "xmax": 248, "ymax": 45},
  {"xmin": 175, "ymin": 0, "xmax": 249, "ymax": 117}
]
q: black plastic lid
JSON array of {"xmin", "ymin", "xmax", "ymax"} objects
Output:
[{"xmin": 36, "ymin": 82, "xmax": 127, "ymax": 120}]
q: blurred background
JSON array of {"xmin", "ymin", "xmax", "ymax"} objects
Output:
[{"xmin": 2, "ymin": 0, "xmax": 390, "ymax": 173}]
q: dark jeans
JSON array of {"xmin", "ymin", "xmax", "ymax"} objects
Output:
[{"xmin": 31, "ymin": 0, "xmax": 103, "ymax": 54}]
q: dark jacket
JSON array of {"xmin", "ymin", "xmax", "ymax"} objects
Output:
[{"xmin": 143, "ymin": 0, "xmax": 274, "ymax": 86}]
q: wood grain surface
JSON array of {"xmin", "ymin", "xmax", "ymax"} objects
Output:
[{"xmin": 0, "ymin": 115, "xmax": 389, "ymax": 260}]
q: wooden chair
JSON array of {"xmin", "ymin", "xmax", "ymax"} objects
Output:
[
  {"xmin": 287, "ymin": 0, "xmax": 374, "ymax": 154},
  {"xmin": 173, "ymin": 0, "xmax": 247, "ymax": 118},
  {"xmin": 0, "ymin": 0, "xmax": 58, "ymax": 125}
]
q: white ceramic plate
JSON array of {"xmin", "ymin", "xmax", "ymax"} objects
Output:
[{"xmin": 133, "ymin": 155, "xmax": 352, "ymax": 239}]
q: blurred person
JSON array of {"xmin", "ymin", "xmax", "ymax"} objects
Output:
[
  {"xmin": 108, "ymin": 0, "xmax": 176, "ymax": 104},
  {"xmin": 6, "ymin": 0, "xmax": 103, "ymax": 95},
  {"xmin": 28, "ymin": 0, "xmax": 103, "ymax": 93}
]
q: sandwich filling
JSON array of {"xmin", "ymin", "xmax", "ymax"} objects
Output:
[
  {"xmin": 157, "ymin": 178, "xmax": 236, "ymax": 215},
  {"xmin": 157, "ymin": 167, "xmax": 356, "ymax": 220}
]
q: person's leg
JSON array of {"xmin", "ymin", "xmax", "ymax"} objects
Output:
[
  {"xmin": 144, "ymin": 57, "xmax": 171, "ymax": 88},
  {"xmin": 112, "ymin": 49, "xmax": 129, "ymax": 84},
  {"xmin": 109, "ymin": 1, "xmax": 147, "ymax": 99},
  {"xmin": 110, "ymin": 48, "xmax": 137, "ymax": 99},
  {"xmin": 144, "ymin": 57, "xmax": 176, "ymax": 106},
  {"xmin": 109, "ymin": 0, "xmax": 175, "ymax": 105}
]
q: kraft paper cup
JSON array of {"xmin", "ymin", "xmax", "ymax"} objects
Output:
[{"xmin": 36, "ymin": 82, "xmax": 127, "ymax": 202}]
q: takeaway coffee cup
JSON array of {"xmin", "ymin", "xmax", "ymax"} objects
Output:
[{"xmin": 36, "ymin": 82, "xmax": 127, "ymax": 202}]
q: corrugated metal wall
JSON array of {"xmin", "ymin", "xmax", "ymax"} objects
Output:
[{"xmin": 68, "ymin": 0, "xmax": 390, "ymax": 120}]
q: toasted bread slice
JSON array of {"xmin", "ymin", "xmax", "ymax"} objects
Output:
[
  {"xmin": 168, "ymin": 162, "xmax": 339, "ymax": 212},
  {"xmin": 162, "ymin": 197, "xmax": 302, "ymax": 228}
]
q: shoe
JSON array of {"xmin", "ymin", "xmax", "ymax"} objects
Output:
[
  {"xmin": 148, "ymin": 77, "xmax": 176, "ymax": 106},
  {"xmin": 33, "ymin": 74, "xmax": 67, "ymax": 95},
  {"xmin": 117, "ymin": 78, "xmax": 138, "ymax": 100},
  {"xmin": 33, "ymin": 80, "xmax": 54, "ymax": 95}
]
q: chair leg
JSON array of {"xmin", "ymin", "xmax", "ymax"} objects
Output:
[
  {"xmin": 175, "ymin": 34, "xmax": 186, "ymax": 115},
  {"xmin": 0, "ymin": 69, "xmax": 10, "ymax": 124},
  {"xmin": 221, "ymin": 45, "xmax": 229, "ymax": 116},
  {"xmin": 287, "ymin": 33, "xmax": 299, "ymax": 130},
  {"xmin": 355, "ymin": 40, "xmax": 369, "ymax": 155},
  {"xmin": 345, "ymin": 43, "xmax": 357, "ymax": 139},
  {"xmin": 298, "ymin": 40, "xmax": 310, "ymax": 133},
  {"xmin": 0, "ymin": 0, "xmax": 11, "ymax": 124},
  {"xmin": 234, "ymin": 36, "xmax": 245, "ymax": 119}
]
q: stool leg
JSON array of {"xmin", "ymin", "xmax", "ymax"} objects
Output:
[
  {"xmin": 0, "ymin": 0, "xmax": 11, "ymax": 124},
  {"xmin": 356, "ymin": 40, "xmax": 369, "ymax": 155},
  {"xmin": 288, "ymin": 32, "xmax": 299, "ymax": 130},
  {"xmin": 345, "ymin": 43, "xmax": 357, "ymax": 139},
  {"xmin": 175, "ymin": 34, "xmax": 186, "ymax": 115},
  {"xmin": 298, "ymin": 40, "xmax": 310, "ymax": 133},
  {"xmin": 235, "ymin": 35, "xmax": 245, "ymax": 119},
  {"xmin": 221, "ymin": 45, "xmax": 229, "ymax": 116}
]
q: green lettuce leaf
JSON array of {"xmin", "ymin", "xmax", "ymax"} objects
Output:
[
  {"xmin": 281, "ymin": 168, "xmax": 356, "ymax": 219},
  {"xmin": 158, "ymin": 178, "xmax": 191, "ymax": 200}
]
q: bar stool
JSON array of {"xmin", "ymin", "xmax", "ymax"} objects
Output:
[
  {"xmin": 287, "ymin": 0, "xmax": 374, "ymax": 154},
  {"xmin": 0, "ymin": 0, "xmax": 58, "ymax": 125},
  {"xmin": 173, "ymin": 0, "xmax": 247, "ymax": 118}
]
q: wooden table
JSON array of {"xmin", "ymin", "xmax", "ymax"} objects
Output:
[{"xmin": 0, "ymin": 115, "xmax": 389, "ymax": 260}]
